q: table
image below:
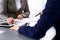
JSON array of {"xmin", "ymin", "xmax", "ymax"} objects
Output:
[
  {"xmin": 0, "ymin": 17, "xmax": 56, "ymax": 40},
  {"xmin": 0, "ymin": 27, "xmax": 37, "ymax": 40}
]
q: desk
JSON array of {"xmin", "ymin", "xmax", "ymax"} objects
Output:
[
  {"xmin": 0, "ymin": 17, "xmax": 56, "ymax": 40},
  {"xmin": 0, "ymin": 27, "xmax": 37, "ymax": 40}
]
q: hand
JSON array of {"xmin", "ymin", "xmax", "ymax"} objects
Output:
[
  {"xmin": 17, "ymin": 14, "xmax": 23, "ymax": 20},
  {"xmin": 6, "ymin": 17, "xmax": 14, "ymax": 25},
  {"xmin": 10, "ymin": 25, "xmax": 19, "ymax": 31}
]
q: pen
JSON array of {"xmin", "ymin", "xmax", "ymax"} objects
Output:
[{"xmin": 35, "ymin": 12, "xmax": 41, "ymax": 17}]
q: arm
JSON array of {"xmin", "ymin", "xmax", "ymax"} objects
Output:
[
  {"xmin": 2, "ymin": 0, "xmax": 7, "ymax": 14},
  {"xmin": 18, "ymin": 13, "xmax": 58, "ymax": 39},
  {"xmin": 18, "ymin": 0, "xmax": 30, "ymax": 18},
  {"xmin": 10, "ymin": 0, "xmax": 58, "ymax": 39},
  {"xmin": 22, "ymin": 0, "xmax": 30, "ymax": 18},
  {"xmin": 18, "ymin": 0, "xmax": 59, "ymax": 38}
]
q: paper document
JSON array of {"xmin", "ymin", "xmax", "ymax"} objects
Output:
[{"xmin": 13, "ymin": 16, "xmax": 40, "ymax": 26}]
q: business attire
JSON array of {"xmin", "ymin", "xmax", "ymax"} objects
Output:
[
  {"xmin": 18, "ymin": 0, "xmax": 60, "ymax": 39},
  {"xmin": 3, "ymin": 0, "xmax": 30, "ymax": 18},
  {"xmin": 0, "ymin": 0, "xmax": 8, "ymax": 21}
]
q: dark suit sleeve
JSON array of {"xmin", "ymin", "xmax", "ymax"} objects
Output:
[
  {"xmin": 22, "ymin": 0, "xmax": 30, "ymax": 18},
  {"xmin": 17, "ymin": 0, "xmax": 26, "ymax": 14},
  {"xmin": 18, "ymin": 0, "xmax": 30, "ymax": 18},
  {"xmin": 18, "ymin": 0, "xmax": 58, "ymax": 39},
  {"xmin": 18, "ymin": 13, "xmax": 58, "ymax": 39}
]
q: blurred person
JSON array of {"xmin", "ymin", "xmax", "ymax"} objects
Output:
[
  {"xmin": 3, "ymin": 0, "xmax": 30, "ymax": 24},
  {"xmin": 10, "ymin": 0, "xmax": 60, "ymax": 40}
]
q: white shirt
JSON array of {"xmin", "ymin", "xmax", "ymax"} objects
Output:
[
  {"xmin": 15, "ymin": 0, "xmax": 21, "ymax": 10},
  {"xmin": 28, "ymin": 0, "xmax": 47, "ymax": 18}
]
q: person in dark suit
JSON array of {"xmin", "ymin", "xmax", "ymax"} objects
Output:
[
  {"xmin": 3, "ymin": 0, "xmax": 30, "ymax": 18},
  {"xmin": 3, "ymin": 0, "xmax": 30, "ymax": 24},
  {"xmin": 10, "ymin": 0, "xmax": 60, "ymax": 40}
]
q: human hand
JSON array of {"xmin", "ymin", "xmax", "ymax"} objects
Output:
[
  {"xmin": 10, "ymin": 25, "xmax": 19, "ymax": 31},
  {"xmin": 6, "ymin": 17, "xmax": 14, "ymax": 25},
  {"xmin": 17, "ymin": 14, "xmax": 23, "ymax": 20}
]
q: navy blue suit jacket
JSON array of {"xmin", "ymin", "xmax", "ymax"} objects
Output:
[{"xmin": 18, "ymin": 0, "xmax": 60, "ymax": 39}]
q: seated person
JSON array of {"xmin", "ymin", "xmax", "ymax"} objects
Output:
[{"xmin": 4, "ymin": 0, "xmax": 30, "ymax": 25}]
